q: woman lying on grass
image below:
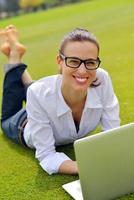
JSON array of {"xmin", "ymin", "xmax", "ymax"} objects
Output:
[{"xmin": 0, "ymin": 25, "xmax": 120, "ymax": 175}]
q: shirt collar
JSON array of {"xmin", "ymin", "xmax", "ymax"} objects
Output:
[
  {"xmin": 56, "ymin": 77, "xmax": 70, "ymax": 117},
  {"xmin": 56, "ymin": 77, "xmax": 102, "ymax": 117},
  {"xmin": 85, "ymin": 87, "xmax": 102, "ymax": 109}
]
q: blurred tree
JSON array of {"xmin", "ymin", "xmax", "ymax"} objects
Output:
[
  {"xmin": 19, "ymin": 0, "xmax": 44, "ymax": 11},
  {"xmin": 31, "ymin": 0, "xmax": 44, "ymax": 7},
  {"xmin": 43, "ymin": 0, "xmax": 59, "ymax": 8},
  {"xmin": 1, "ymin": 0, "xmax": 89, "ymax": 19},
  {"xmin": 43, "ymin": 0, "xmax": 80, "ymax": 8}
]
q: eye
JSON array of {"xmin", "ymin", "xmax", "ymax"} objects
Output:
[
  {"xmin": 86, "ymin": 60, "xmax": 97, "ymax": 67},
  {"xmin": 67, "ymin": 58, "xmax": 80, "ymax": 67}
]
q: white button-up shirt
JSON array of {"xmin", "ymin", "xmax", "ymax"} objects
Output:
[{"xmin": 24, "ymin": 68, "xmax": 120, "ymax": 175}]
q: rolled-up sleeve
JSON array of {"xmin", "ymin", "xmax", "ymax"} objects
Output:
[
  {"xmin": 40, "ymin": 152, "xmax": 71, "ymax": 175},
  {"xmin": 26, "ymin": 86, "xmax": 71, "ymax": 175},
  {"xmin": 100, "ymin": 72, "xmax": 120, "ymax": 130}
]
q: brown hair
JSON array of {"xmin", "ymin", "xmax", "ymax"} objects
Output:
[
  {"xmin": 59, "ymin": 28, "xmax": 100, "ymax": 55},
  {"xmin": 59, "ymin": 28, "xmax": 101, "ymax": 87}
]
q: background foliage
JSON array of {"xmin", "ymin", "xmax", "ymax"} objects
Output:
[{"xmin": 0, "ymin": 0, "xmax": 89, "ymax": 17}]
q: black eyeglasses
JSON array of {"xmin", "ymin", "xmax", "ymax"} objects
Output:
[{"xmin": 60, "ymin": 53, "xmax": 101, "ymax": 70}]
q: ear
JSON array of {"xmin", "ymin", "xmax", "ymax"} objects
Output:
[
  {"xmin": 57, "ymin": 55, "xmax": 62, "ymax": 65},
  {"xmin": 56, "ymin": 55, "xmax": 62, "ymax": 74}
]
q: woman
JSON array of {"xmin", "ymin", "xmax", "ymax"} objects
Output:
[{"xmin": 0, "ymin": 25, "xmax": 120, "ymax": 175}]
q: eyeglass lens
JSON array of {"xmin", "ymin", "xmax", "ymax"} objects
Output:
[{"xmin": 66, "ymin": 58, "xmax": 99, "ymax": 69}]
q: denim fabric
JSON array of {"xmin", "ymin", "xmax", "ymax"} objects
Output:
[
  {"xmin": 1, "ymin": 64, "xmax": 27, "ymax": 121},
  {"xmin": 1, "ymin": 64, "xmax": 28, "ymax": 145},
  {"xmin": 1, "ymin": 108, "xmax": 27, "ymax": 144}
]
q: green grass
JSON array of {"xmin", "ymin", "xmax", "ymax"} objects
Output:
[{"xmin": 0, "ymin": 0, "xmax": 134, "ymax": 199}]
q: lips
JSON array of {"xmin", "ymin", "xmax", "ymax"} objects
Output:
[{"xmin": 73, "ymin": 76, "xmax": 88, "ymax": 84}]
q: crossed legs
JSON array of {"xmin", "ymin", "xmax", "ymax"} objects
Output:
[{"xmin": 0, "ymin": 25, "xmax": 32, "ymax": 144}]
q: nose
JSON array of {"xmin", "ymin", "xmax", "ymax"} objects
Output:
[{"xmin": 77, "ymin": 62, "xmax": 87, "ymax": 73}]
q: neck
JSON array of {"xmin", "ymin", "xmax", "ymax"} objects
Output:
[{"xmin": 61, "ymin": 84, "xmax": 87, "ymax": 108}]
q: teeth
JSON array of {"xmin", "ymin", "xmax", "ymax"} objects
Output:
[{"xmin": 75, "ymin": 77, "xmax": 87, "ymax": 83}]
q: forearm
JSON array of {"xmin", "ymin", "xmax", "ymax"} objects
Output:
[{"xmin": 58, "ymin": 160, "xmax": 78, "ymax": 175}]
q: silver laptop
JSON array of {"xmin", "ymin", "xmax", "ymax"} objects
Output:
[{"xmin": 62, "ymin": 122, "xmax": 134, "ymax": 200}]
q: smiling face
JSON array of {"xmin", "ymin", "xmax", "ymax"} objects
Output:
[{"xmin": 57, "ymin": 41, "xmax": 99, "ymax": 93}]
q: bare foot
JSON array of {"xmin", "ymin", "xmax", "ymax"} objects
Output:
[
  {"xmin": 1, "ymin": 42, "xmax": 10, "ymax": 56},
  {"xmin": 0, "ymin": 25, "xmax": 26, "ymax": 58},
  {"xmin": 5, "ymin": 25, "xmax": 26, "ymax": 58},
  {"xmin": 0, "ymin": 29, "xmax": 10, "ymax": 56}
]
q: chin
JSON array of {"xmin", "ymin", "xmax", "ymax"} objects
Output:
[{"xmin": 73, "ymin": 84, "xmax": 89, "ymax": 92}]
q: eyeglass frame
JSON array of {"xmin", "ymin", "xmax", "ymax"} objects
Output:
[{"xmin": 59, "ymin": 53, "xmax": 101, "ymax": 70}]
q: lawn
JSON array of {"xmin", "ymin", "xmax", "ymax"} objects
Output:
[{"xmin": 0, "ymin": 0, "xmax": 134, "ymax": 199}]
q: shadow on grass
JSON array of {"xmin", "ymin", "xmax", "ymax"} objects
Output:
[
  {"xmin": 1, "ymin": 131, "xmax": 78, "ymax": 192},
  {"xmin": 1, "ymin": 131, "xmax": 76, "ymax": 163},
  {"xmin": 34, "ymin": 144, "xmax": 78, "ymax": 193},
  {"xmin": 0, "ymin": 131, "xmax": 35, "ymax": 161},
  {"xmin": 35, "ymin": 168, "xmax": 77, "ymax": 189}
]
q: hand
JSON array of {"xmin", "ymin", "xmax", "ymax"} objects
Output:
[{"xmin": 58, "ymin": 160, "xmax": 78, "ymax": 175}]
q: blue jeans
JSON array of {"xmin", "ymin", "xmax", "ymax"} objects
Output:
[{"xmin": 1, "ymin": 64, "xmax": 28, "ymax": 146}]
